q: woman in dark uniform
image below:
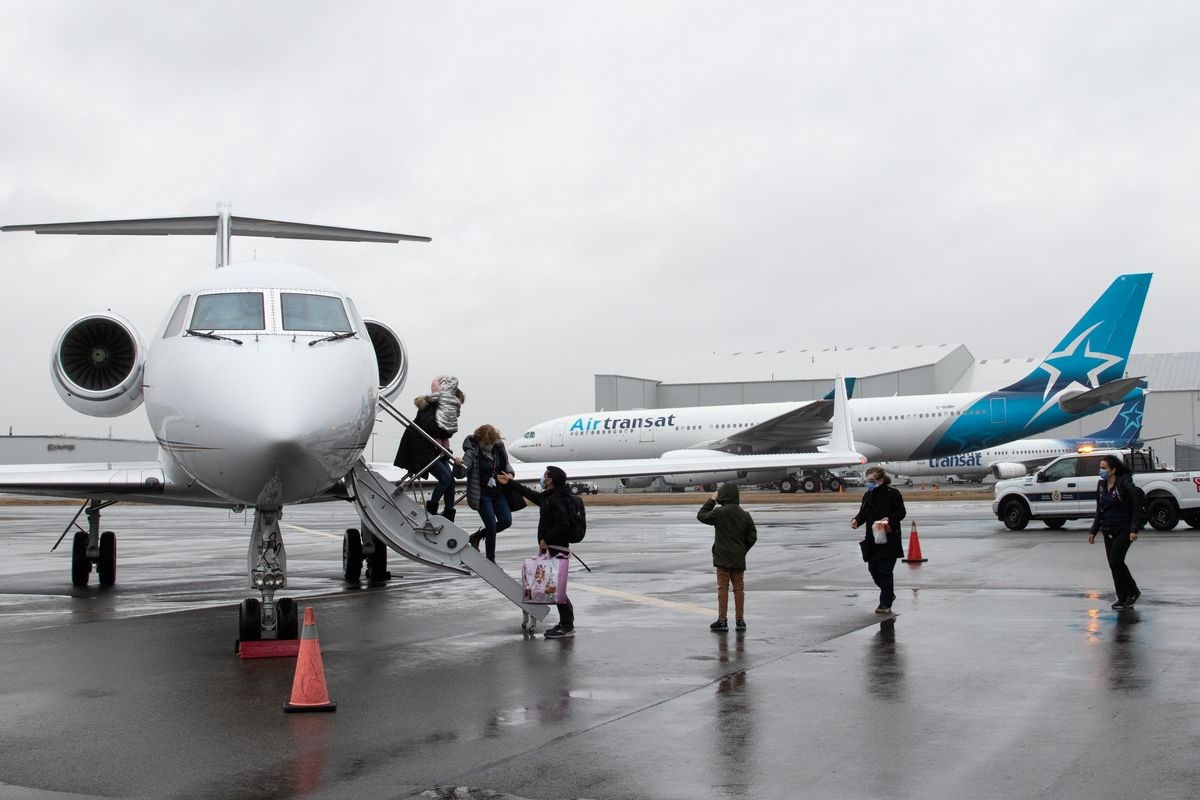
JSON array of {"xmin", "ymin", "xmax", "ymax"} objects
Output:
[
  {"xmin": 1088, "ymin": 454, "xmax": 1142, "ymax": 610},
  {"xmin": 851, "ymin": 467, "xmax": 907, "ymax": 613}
]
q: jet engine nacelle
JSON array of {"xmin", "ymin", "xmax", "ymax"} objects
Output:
[
  {"xmin": 619, "ymin": 476, "xmax": 658, "ymax": 489},
  {"xmin": 51, "ymin": 312, "xmax": 145, "ymax": 418},
  {"xmin": 363, "ymin": 318, "xmax": 408, "ymax": 400},
  {"xmin": 662, "ymin": 470, "xmax": 747, "ymax": 487},
  {"xmin": 991, "ymin": 462, "xmax": 1028, "ymax": 480}
]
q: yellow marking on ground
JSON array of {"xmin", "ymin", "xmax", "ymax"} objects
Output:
[
  {"xmin": 570, "ymin": 583, "xmax": 713, "ymax": 616},
  {"xmin": 281, "ymin": 523, "xmax": 342, "ymax": 541}
]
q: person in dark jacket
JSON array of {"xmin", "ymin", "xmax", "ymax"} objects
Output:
[
  {"xmin": 1088, "ymin": 454, "xmax": 1142, "ymax": 610},
  {"xmin": 500, "ymin": 465, "xmax": 576, "ymax": 639},
  {"xmin": 698, "ymin": 483, "xmax": 758, "ymax": 633},
  {"xmin": 461, "ymin": 424, "xmax": 516, "ymax": 562},
  {"xmin": 852, "ymin": 467, "xmax": 907, "ymax": 613},
  {"xmin": 393, "ymin": 388, "xmax": 464, "ymax": 520}
]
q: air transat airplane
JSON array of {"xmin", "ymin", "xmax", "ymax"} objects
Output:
[
  {"xmin": 0, "ymin": 205, "xmax": 863, "ymax": 641},
  {"xmin": 878, "ymin": 390, "xmax": 1147, "ymax": 482},
  {"xmin": 510, "ymin": 274, "xmax": 1152, "ymax": 491}
]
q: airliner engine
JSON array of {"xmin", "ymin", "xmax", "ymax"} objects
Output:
[
  {"xmin": 619, "ymin": 476, "xmax": 658, "ymax": 489},
  {"xmin": 51, "ymin": 313, "xmax": 145, "ymax": 417},
  {"xmin": 363, "ymin": 319, "xmax": 408, "ymax": 400},
  {"xmin": 991, "ymin": 463, "xmax": 1027, "ymax": 479}
]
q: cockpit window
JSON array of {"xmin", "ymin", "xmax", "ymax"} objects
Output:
[
  {"xmin": 162, "ymin": 295, "xmax": 191, "ymax": 338},
  {"xmin": 280, "ymin": 293, "xmax": 352, "ymax": 332},
  {"xmin": 191, "ymin": 292, "xmax": 266, "ymax": 331},
  {"xmin": 523, "ymin": 431, "xmax": 536, "ymax": 439}
]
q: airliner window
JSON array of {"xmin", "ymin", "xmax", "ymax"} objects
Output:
[
  {"xmin": 163, "ymin": 295, "xmax": 191, "ymax": 338},
  {"xmin": 192, "ymin": 292, "xmax": 265, "ymax": 330},
  {"xmin": 281, "ymin": 293, "xmax": 352, "ymax": 332}
]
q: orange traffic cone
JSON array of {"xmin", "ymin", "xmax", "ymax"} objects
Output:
[
  {"xmin": 902, "ymin": 521, "xmax": 928, "ymax": 563},
  {"xmin": 284, "ymin": 607, "xmax": 336, "ymax": 713}
]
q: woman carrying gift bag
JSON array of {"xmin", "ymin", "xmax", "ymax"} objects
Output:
[
  {"xmin": 851, "ymin": 467, "xmax": 907, "ymax": 614},
  {"xmin": 500, "ymin": 465, "xmax": 575, "ymax": 639}
]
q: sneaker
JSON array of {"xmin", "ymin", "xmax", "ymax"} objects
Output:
[
  {"xmin": 709, "ymin": 619, "xmax": 729, "ymax": 633},
  {"xmin": 1126, "ymin": 593, "xmax": 1140, "ymax": 607},
  {"xmin": 735, "ymin": 618, "xmax": 747, "ymax": 632},
  {"xmin": 1111, "ymin": 600, "xmax": 1127, "ymax": 610},
  {"xmin": 544, "ymin": 626, "xmax": 574, "ymax": 639}
]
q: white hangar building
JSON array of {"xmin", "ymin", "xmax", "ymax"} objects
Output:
[{"xmin": 595, "ymin": 346, "xmax": 1200, "ymax": 465}]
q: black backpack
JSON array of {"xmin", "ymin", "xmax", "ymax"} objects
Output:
[
  {"xmin": 566, "ymin": 493, "xmax": 587, "ymax": 543},
  {"xmin": 1128, "ymin": 482, "xmax": 1149, "ymax": 528}
]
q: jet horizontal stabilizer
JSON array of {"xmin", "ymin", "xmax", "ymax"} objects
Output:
[
  {"xmin": 1057, "ymin": 376, "xmax": 1146, "ymax": 414},
  {"xmin": 1, "ymin": 215, "xmax": 431, "ymax": 243}
]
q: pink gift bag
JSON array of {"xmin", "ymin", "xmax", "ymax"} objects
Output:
[{"xmin": 522, "ymin": 553, "xmax": 569, "ymax": 604}]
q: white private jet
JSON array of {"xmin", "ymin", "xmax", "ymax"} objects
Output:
[{"xmin": 0, "ymin": 205, "xmax": 864, "ymax": 640}]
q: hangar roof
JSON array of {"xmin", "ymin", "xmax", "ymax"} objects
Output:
[{"xmin": 656, "ymin": 344, "xmax": 967, "ymax": 384}]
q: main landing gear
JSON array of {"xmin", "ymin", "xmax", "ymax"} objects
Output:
[
  {"xmin": 237, "ymin": 508, "xmax": 299, "ymax": 642},
  {"xmin": 342, "ymin": 526, "xmax": 390, "ymax": 584},
  {"xmin": 63, "ymin": 499, "xmax": 119, "ymax": 588}
]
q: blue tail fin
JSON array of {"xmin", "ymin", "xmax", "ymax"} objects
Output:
[
  {"xmin": 822, "ymin": 377, "xmax": 856, "ymax": 401},
  {"xmin": 1085, "ymin": 390, "xmax": 1146, "ymax": 442},
  {"xmin": 1001, "ymin": 273, "xmax": 1152, "ymax": 396}
]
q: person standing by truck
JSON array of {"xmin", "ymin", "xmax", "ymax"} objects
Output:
[{"xmin": 1088, "ymin": 454, "xmax": 1142, "ymax": 610}]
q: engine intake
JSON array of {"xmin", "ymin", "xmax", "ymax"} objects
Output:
[
  {"xmin": 52, "ymin": 313, "xmax": 145, "ymax": 417},
  {"xmin": 992, "ymin": 462, "xmax": 1028, "ymax": 480},
  {"xmin": 363, "ymin": 318, "xmax": 408, "ymax": 400}
]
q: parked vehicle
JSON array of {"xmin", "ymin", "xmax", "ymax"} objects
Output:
[
  {"xmin": 993, "ymin": 449, "xmax": 1200, "ymax": 531},
  {"xmin": 568, "ymin": 481, "xmax": 598, "ymax": 496}
]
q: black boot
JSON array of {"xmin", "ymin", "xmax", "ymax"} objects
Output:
[
  {"xmin": 469, "ymin": 528, "xmax": 484, "ymax": 550},
  {"xmin": 443, "ymin": 506, "xmax": 456, "ymax": 522},
  {"xmin": 425, "ymin": 499, "xmax": 438, "ymax": 516}
]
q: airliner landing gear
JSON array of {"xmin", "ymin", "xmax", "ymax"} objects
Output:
[
  {"xmin": 66, "ymin": 499, "xmax": 118, "ymax": 588},
  {"xmin": 239, "ymin": 508, "xmax": 298, "ymax": 641},
  {"xmin": 343, "ymin": 526, "xmax": 391, "ymax": 583}
]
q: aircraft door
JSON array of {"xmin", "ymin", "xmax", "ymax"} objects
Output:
[
  {"xmin": 989, "ymin": 398, "xmax": 1007, "ymax": 424},
  {"xmin": 551, "ymin": 422, "xmax": 566, "ymax": 447}
]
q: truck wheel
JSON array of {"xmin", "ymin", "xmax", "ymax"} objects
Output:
[
  {"xmin": 1184, "ymin": 511, "xmax": 1200, "ymax": 530},
  {"xmin": 1043, "ymin": 518, "xmax": 1066, "ymax": 530},
  {"xmin": 1148, "ymin": 498, "xmax": 1179, "ymax": 531},
  {"xmin": 1000, "ymin": 499, "xmax": 1029, "ymax": 531}
]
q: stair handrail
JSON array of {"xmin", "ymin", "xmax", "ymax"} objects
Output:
[{"xmin": 377, "ymin": 395, "xmax": 459, "ymax": 490}]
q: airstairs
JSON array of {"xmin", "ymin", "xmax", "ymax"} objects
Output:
[{"xmin": 347, "ymin": 400, "xmax": 549, "ymax": 630}]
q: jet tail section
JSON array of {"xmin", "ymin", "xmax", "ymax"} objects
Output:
[
  {"xmin": 822, "ymin": 375, "xmax": 856, "ymax": 456},
  {"xmin": 1057, "ymin": 376, "xmax": 1145, "ymax": 414},
  {"xmin": 349, "ymin": 462, "xmax": 550, "ymax": 626},
  {"xmin": 1000, "ymin": 273, "xmax": 1152, "ymax": 396},
  {"xmin": 1085, "ymin": 387, "xmax": 1146, "ymax": 441}
]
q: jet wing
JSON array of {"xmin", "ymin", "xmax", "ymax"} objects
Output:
[
  {"xmin": 0, "ymin": 462, "xmax": 167, "ymax": 502},
  {"xmin": 507, "ymin": 448, "xmax": 865, "ymax": 482},
  {"xmin": 713, "ymin": 400, "xmax": 833, "ymax": 452}
]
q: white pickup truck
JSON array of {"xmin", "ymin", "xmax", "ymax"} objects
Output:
[{"xmin": 993, "ymin": 449, "xmax": 1200, "ymax": 531}]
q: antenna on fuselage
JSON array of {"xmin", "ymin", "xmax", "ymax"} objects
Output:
[{"xmin": 1, "ymin": 202, "xmax": 431, "ymax": 270}]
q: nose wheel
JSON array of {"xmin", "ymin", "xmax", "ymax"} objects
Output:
[{"xmin": 238, "ymin": 508, "xmax": 299, "ymax": 640}]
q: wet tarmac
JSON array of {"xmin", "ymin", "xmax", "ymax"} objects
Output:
[{"xmin": 2, "ymin": 500, "xmax": 1199, "ymax": 799}]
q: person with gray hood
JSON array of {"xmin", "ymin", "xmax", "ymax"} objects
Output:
[{"xmin": 698, "ymin": 483, "xmax": 758, "ymax": 633}]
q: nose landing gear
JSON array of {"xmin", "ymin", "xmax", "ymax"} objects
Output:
[{"xmin": 238, "ymin": 508, "xmax": 299, "ymax": 642}]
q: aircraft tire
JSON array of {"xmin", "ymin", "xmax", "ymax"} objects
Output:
[
  {"xmin": 97, "ymin": 531, "xmax": 116, "ymax": 587},
  {"xmin": 1043, "ymin": 518, "xmax": 1066, "ymax": 530},
  {"xmin": 276, "ymin": 597, "xmax": 299, "ymax": 640},
  {"xmin": 1148, "ymin": 498, "xmax": 1179, "ymax": 531},
  {"xmin": 343, "ymin": 528, "xmax": 364, "ymax": 581},
  {"xmin": 800, "ymin": 477, "xmax": 819, "ymax": 493},
  {"xmin": 827, "ymin": 478, "xmax": 843, "ymax": 493},
  {"xmin": 779, "ymin": 477, "xmax": 798, "ymax": 494},
  {"xmin": 1001, "ymin": 499, "xmax": 1029, "ymax": 531},
  {"xmin": 238, "ymin": 598, "xmax": 262, "ymax": 642},
  {"xmin": 70, "ymin": 530, "xmax": 90, "ymax": 587},
  {"xmin": 366, "ymin": 536, "xmax": 389, "ymax": 583}
]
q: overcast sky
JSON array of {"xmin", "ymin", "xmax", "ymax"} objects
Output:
[{"xmin": 1, "ymin": 1, "xmax": 1197, "ymax": 458}]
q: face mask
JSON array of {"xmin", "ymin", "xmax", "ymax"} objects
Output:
[
  {"xmin": 865, "ymin": 480, "xmax": 878, "ymax": 490},
  {"xmin": 538, "ymin": 480, "xmax": 546, "ymax": 491},
  {"xmin": 1098, "ymin": 468, "xmax": 1110, "ymax": 480}
]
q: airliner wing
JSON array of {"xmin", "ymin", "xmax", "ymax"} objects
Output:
[
  {"xmin": 717, "ymin": 400, "xmax": 832, "ymax": 451},
  {"xmin": 506, "ymin": 448, "xmax": 864, "ymax": 482},
  {"xmin": 0, "ymin": 462, "xmax": 166, "ymax": 502}
]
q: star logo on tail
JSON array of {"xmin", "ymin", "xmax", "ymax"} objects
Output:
[{"xmin": 1035, "ymin": 321, "xmax": 1124, "ymax": 401}]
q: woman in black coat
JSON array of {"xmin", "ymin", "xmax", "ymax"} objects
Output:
[
  {"xmin": 851, "ymin": 467, "xmax": 907, "ymax": 613},
  {"xmin": 393, "ymin": 394, "xmax": 461, "ymax": 519},
  {"xmin": 1088, "ymin": 453, "xmax": 1142, "ymax": 610}
]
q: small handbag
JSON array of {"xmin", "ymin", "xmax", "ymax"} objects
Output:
[{"xmin": 504, "ymin": 482, "xmax": 527, "ymax": 511}]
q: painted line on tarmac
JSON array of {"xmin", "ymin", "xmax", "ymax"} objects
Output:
[
  {"xmin": 282, "ymin": 523, "xmax": 342, "ymax": 540},
  {"xmin": 570, "ymin": 583, "xmax": 712, "ymax": 616}
]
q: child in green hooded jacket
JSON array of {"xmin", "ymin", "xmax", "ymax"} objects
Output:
[{"xmin": 698, "ymin": 483, "xmax": 758, "ymax": 633}]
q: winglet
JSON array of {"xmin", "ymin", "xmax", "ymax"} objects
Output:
[{"xmin": 823, "ymin": 374, "xmax": 861, "ymax": 461}]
